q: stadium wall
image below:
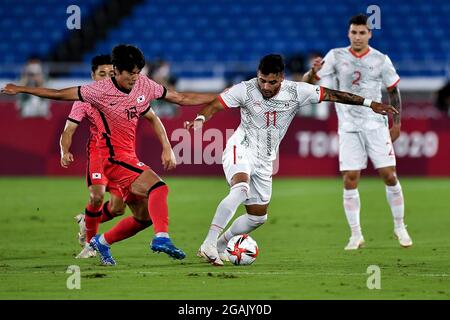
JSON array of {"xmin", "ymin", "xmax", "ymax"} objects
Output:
[{"xmin": 0, "ymin": 102, "xmax": 449, "ymax": 177}]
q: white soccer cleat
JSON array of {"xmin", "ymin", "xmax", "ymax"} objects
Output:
[
  {"xmin": 197, "ymin": 242, "xmax": 223, "ymax": 266},
  {"xmin": 218, "ymin": 251, "xmax": 229, "ymax": 263},
  {"xmin": 76, "ymin": 243, "xmax": 97, "ymax": 259},
  {"xmin": 216, "ymin": 237, "xmax": 230, "ymax": 263},
  {"xmin": 74, "ymin": 213, "xmax": 86, "ymax": 247},
  {"xmin": 344, "ymin": 235, "xmax": 365, "ymax": 250},
  {"xmin": 394, "ymin": 226, "xmax": 413, "ymax": 248}
]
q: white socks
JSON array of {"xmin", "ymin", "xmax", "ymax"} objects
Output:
[
  {"xmin": 343, "ymin": 189, "xmax": 362, "ymax": 237},
  {"xmin": 343, "ymin": 182, "xmax": 405, "ymax": 238},
  {"xmin": 204, "ymin": 182, "xmax": 249, "ymax": 244},
  {"xmin": 156, "ymin": 232, "xmax": 169, "ymax": 238},
  {"xmin": 217, "ymin": 214, "xmax": 268, "ymax": 252},
  {"xmin": 99, "ymin": 234, "xmax": 110, "ymax": 247},
  {"xmin": 386, "ymin": 181, "xmax": 405, "ymax": 229}
]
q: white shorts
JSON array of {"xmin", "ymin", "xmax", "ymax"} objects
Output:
[
  {"xmin": 222, "ymin": 141, "xmax": 272, "ymax": 205},
  {"xmin": 339, "ymin": 126, "xmax": 396, "ymax": 171}
]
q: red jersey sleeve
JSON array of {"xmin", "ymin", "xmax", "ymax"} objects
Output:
[
  {"xmin": 145, "ymin": 76, "xmax": 166, "ymax": 100},
  {"xmin": 67, "ymin": 101, "xmax": 89, "ymax": 124}
]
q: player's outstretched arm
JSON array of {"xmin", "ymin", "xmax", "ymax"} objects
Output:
[
  {"xmin": 321, "ymin": 87, "xmax": 399, "ymax": 116},
  {"xmin": 387, "ymin": 86, "xmax": 402, "ymax": 142},
  {"xmin": 1, "ymin": 83, "xmax": 79, "ymax": 101},
  {"xmin": 164, "ymin": 89, "xmax": 217, "ymax": 106},
  {"xmin": 59, "ymin": 121, "xmax": 78, "ymax": 168},
  {"xmin": 143, "ymin": 109, "xmax": 176, "ymax": 171},
  {"xmin": 183, "ymin": 97, "xmax": 225, "ymax": 131}
]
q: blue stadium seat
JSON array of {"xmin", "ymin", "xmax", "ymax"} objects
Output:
[
  {"xmin": 0, "ymin": 0, "xmax": 102, "ymax": 77},
  {"xmin": 0, "ymin": 0, "xmax": 448, "ymax": 78},
  {"xmin": 88, "ymin": 0, "xmax": 446, "ymax": 78}
]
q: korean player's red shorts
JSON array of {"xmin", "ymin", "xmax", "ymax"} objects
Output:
[
  {"xmin": 87, "ymin": 147, "xmax": 123, "ymax": 199},
  {"xmin": 87, "ymin": 147, "xmax": 108, "ymax": 187},
  {"xmin": 103, "ymin": 155, "xmax": 150, "ymax": 202}
]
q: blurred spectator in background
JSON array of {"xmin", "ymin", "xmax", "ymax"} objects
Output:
[
  {"xmin": 150, "ymin": 57, "xmax": 172, "ymax": 86},
  {"xmin": 294, "ymin": 51, "xmax": 331, "ymax": 120},
  {"xmin": 17, "ymin": 56, "xmax": 50, "ymax": 119},
  {"xmin": 224, "ymin": 63, "xmax": 254, "ymax": 88},
  {"xmin": 286, "ymin": 53, "xmax": 305, "ymax": 81},
  {"xmin": 140, "ymin": 61, "xmax": 151, "ymax": 79},
  {"xmin": 435, "ymin": 81, "xmax": 450, "ymax": 117},
  {"xmin": 142, "ymin": 57, "xmax": 179, "ymax": 118},
  {"xmin": 305, "ymin": 51, "xmax": 324, "ymax": 73}
]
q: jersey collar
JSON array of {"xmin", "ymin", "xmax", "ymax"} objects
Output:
[
  {"xmin": 348, "ymin": 46, "xmax": 371, "ymax": 59},
  {"xmin": 111, "ymin": 77, "xmax": 132, "ymax": 94}
]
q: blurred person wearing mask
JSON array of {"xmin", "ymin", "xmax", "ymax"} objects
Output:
[{"xmin": 17, "ymin": 56, "xmax": 50, "ymax": 118}]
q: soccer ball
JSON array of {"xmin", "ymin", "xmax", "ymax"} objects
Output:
[{"xmin": 225, "ymin": 234, "xmax": 259, "ymax": 265}]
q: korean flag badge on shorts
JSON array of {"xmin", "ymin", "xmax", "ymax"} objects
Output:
[
  {"xmin": 92, "ymin": 173, "xmax": 102, "ymax": 179},
  {"xmin": 137, "ymin": 95, "xmax": 145, "ymax": 103}
]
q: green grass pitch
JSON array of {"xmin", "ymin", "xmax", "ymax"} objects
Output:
[{"xmin": 0, "ymin": 177, "xmax": 449, "ymax": 299}]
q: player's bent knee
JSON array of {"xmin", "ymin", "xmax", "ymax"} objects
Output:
[
  {"xmin": 344, "ymin": 174, "xmax": 358, "ymax": 182},
  {"xmin": 89, "ymin": 194, "xmax": 104, "ymax": 208},
  {"xmin": 111, "ymin": 206, "xmax": 126, "ymax": 216},
  {"xmin": 384, "ymin": 174, "xmax": 398, "ymax": 186},
  {"xmin": 130, "ymin": 181, "xmax": 153, "ymax": 197},
  {"xmin": 343, "ymin": 175, "xmax": 359, "ymax": 189},
  {"xmin": 231, "ymin": 172, "xmax": 250, "ymax": 185}
]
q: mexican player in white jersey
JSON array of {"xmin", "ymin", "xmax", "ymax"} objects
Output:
[
  {"xmin": 303, "ymin": 14, "xmax": 412, "ymax": 250},
  {"xmin": 185, "ymin": 54, "xmax": 398, "ymax": 266}
]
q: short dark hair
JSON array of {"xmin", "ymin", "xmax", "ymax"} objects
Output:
[
  {"xmin": 258, "ymin": 54, "xmax": 285, "ymax": 75},
  {"xmin": 91, "ymin": 54, "xmax": 112, "ymax": 73},
  {"xmin": 349, "ymin": 14, "xmax": 369, "ymax": 27},
  {"xmin": 111, "ymin": 44, "xmax": 146, "ymax": 73}
]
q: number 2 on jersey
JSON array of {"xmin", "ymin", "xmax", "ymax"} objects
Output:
[
  {"xmin": 265, "ymin": 111, "xmax": 277, "ymax": 127},
  {"xmin": 352, "ymin": 71, "xmax": 362, "ymax": 86}
]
